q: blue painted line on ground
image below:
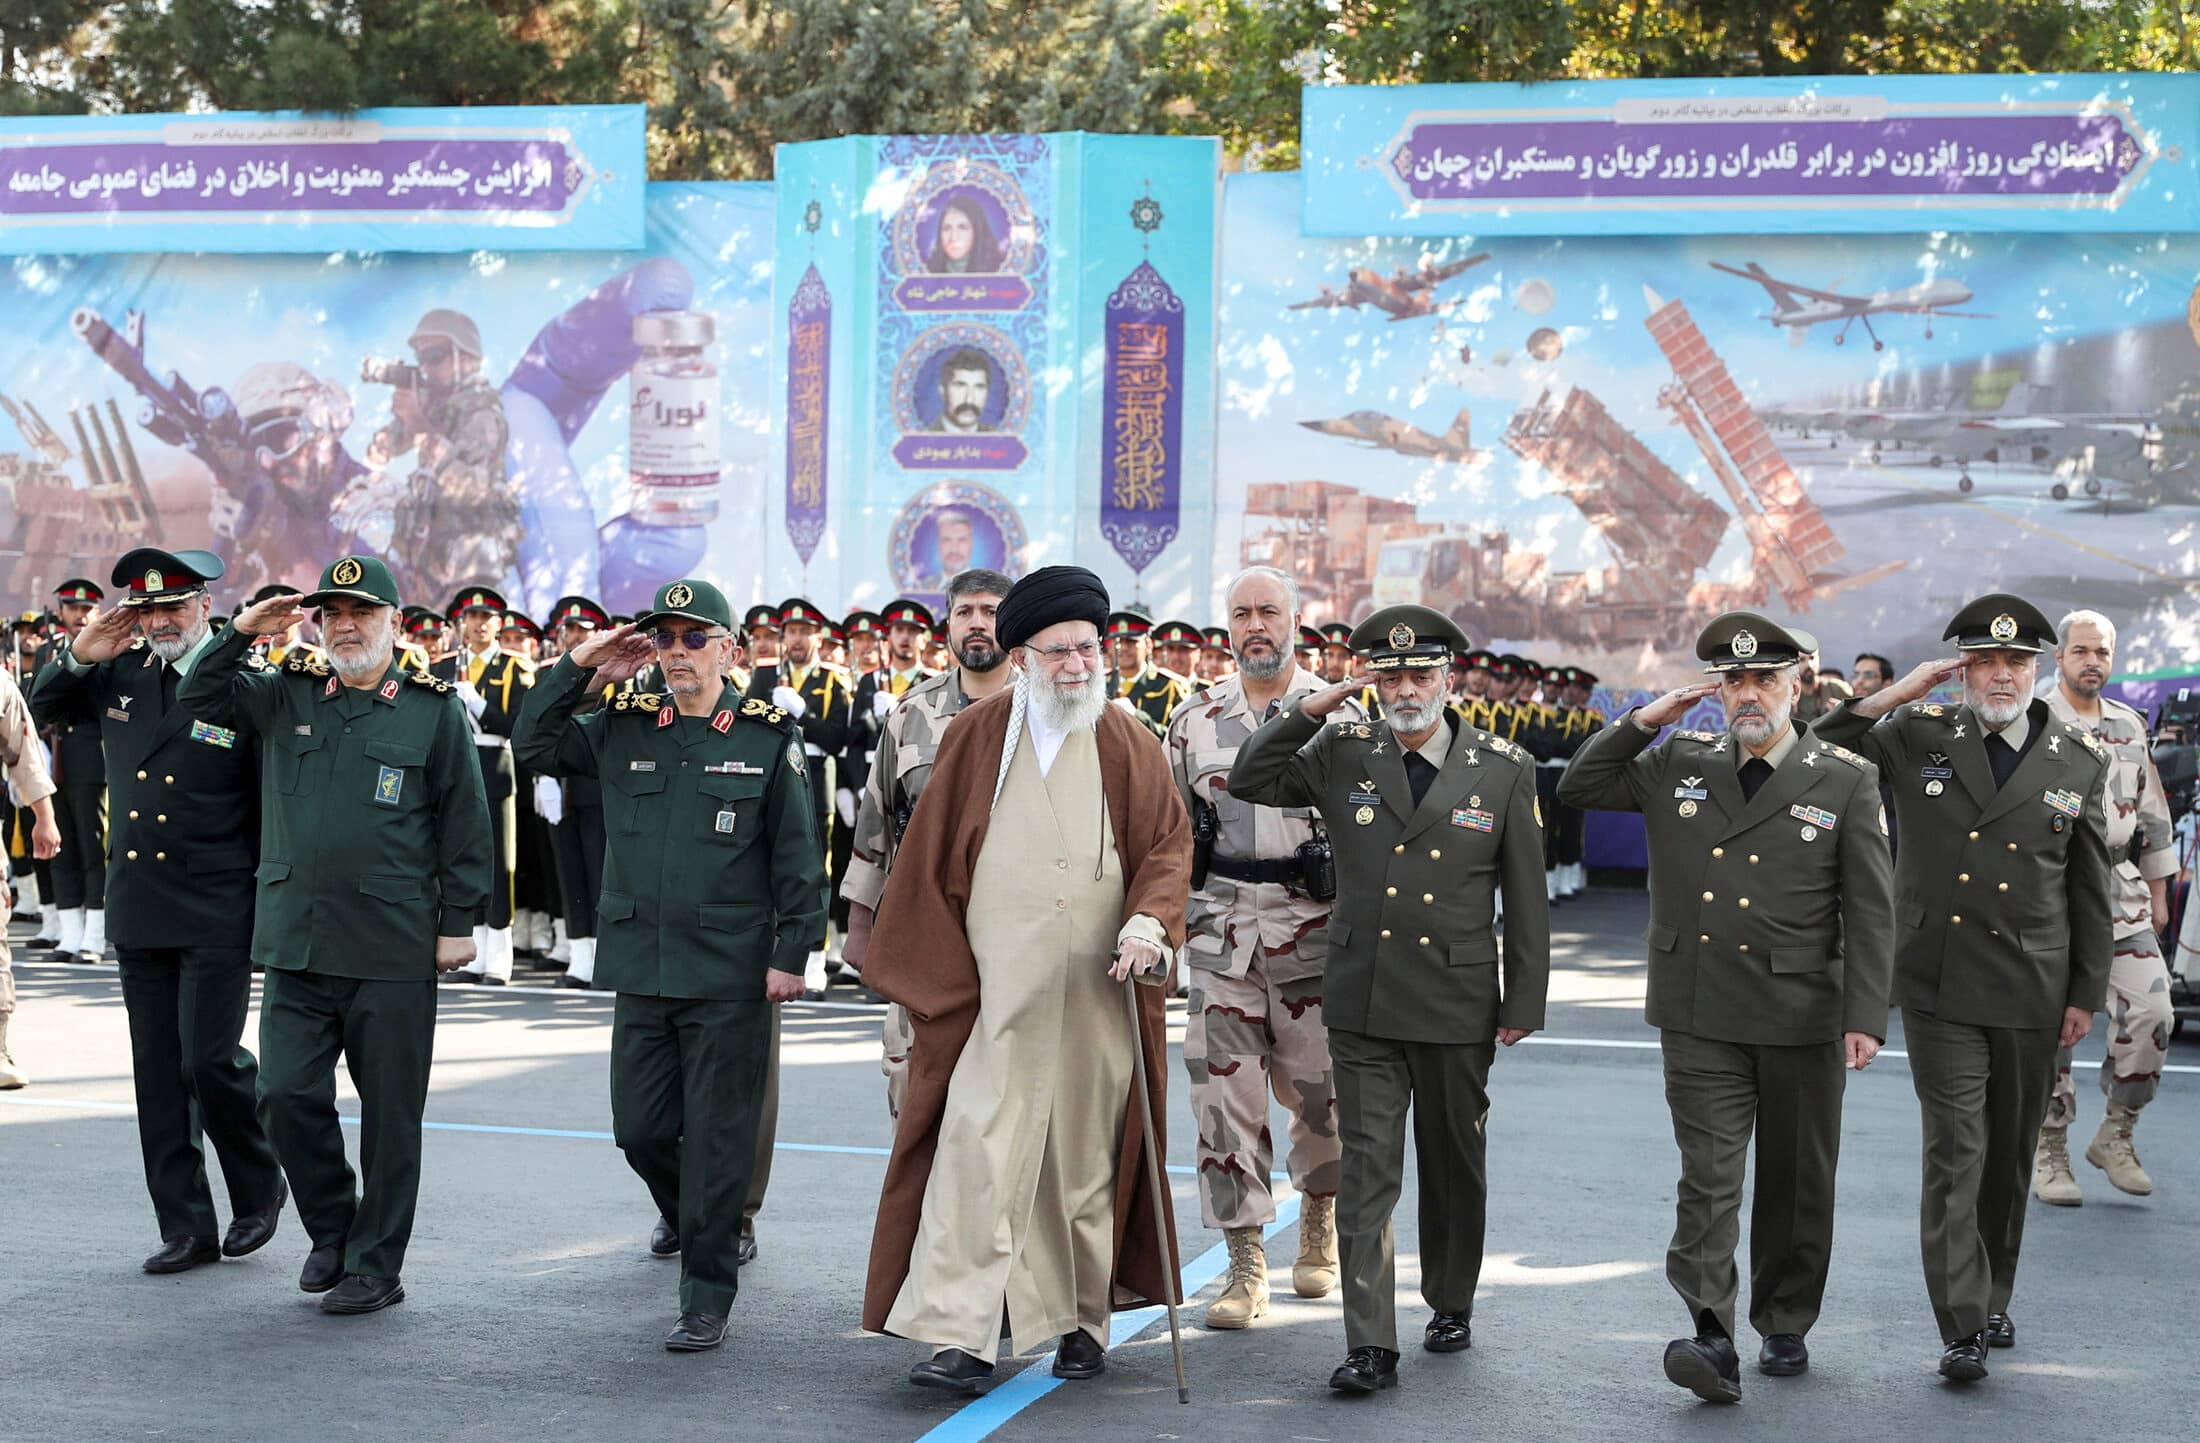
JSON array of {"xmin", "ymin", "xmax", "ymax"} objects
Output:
[{"xmin": 915, "ymin": 1196, "xmax": 1304, "ymax": 1443}]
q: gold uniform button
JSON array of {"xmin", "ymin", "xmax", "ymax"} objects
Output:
[
  {"xmin": 164, "ymin": 775, "xmax": 174, "ymax": 784},
  {"xmin": 2007, "ymin": 842, "xmax": 2019, "ymax": 852},
  {"xmin": 1968, "ymin": 831, "xmax": 1980, "ymax": 841},
  {"xmin": 1386, "ymin": 887, "xmax": 1397, "ymax": 897},
  {"xmin": 1380, "ymin": 929, "xmax": 1392, "ymax": 940},
  {"xmin": 136, "ymin": 770, "xmax": 147, "ymax": 781},
  {"xmin": 1959, "ymin": 873, "xmax": 1970, "ymax": 883},
  {"xmin": 128, "ymin": 810, "xmax": 139, "ymax": 820},
  {"xmin": 1429, "ymin": 848, "xmax": 1441, "ymax": 860},
  {"xmin": 1422, "ymin": 893, "xmax": 1434, "ymax": 904},
  {"xmin": 1951, "ymin": 915, "xmax": 1962, "ymax": 925},
  {"xmin": 156, "ymin": 814, "xmax": 167, "ymax": 824},
  {"xmin": 1418, "ymin": 936, "xmax": 1431, "ymax": 946},
  {"xmin": 125, "ymin": 850, "xmax": 138, "ymax": 860},
  {"xmin": 1711, "ymin": 847, "xmax": 1724, "ymax": 859},
  {"xmin": 1699, "ymin": 933, "xmax": 1711, "ymax": 944},
  {"xmin": 1738, "ymin": 898, "xmax": 1750, "ymax": 909},
  {"xmin": 155, "ymin": 851, "xmax": 166, "ymax": 861},
  {"xmin": 1998, "ymin": 882, "xmax": 2009, "ymax": 892},
  {"xmin": 1748, "ymin": 854, "xmax": 1760, "ymax": 865},
  {"xmin": 1702, "ymin": 891, "xmax": 1714, "ymax": 902},
  {"xmin": 1739, "ymin": 944, "xmax": 1750, "ymax": 953},
  {"xmin": 1394, "ymin": 844, "xmax": 1405, "ymax": 855}
]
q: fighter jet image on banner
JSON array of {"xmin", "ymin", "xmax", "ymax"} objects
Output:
[
  {"xmin": 1711, "ymin": 260, "xmax": 1993, "ymax": 350},
  {"xmin": 1289, "ymin": 253, "xmax": 1491, "ymax": 322},
  {"xmin": 1299, "ymin": 407, "xmax": 1484, "ymax": 461}
]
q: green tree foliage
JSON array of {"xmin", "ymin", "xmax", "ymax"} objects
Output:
[{"xmin": 4, "ymin": 1, "xmax": 2195, "ymax": 177}]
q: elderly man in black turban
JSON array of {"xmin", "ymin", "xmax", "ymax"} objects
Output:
[{"xmin": 859, "ymin": 566, "xmax": 1194, "ymax": 1396}]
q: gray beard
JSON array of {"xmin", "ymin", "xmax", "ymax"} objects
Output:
[
  {"xmin": 1029, "ymin": 670, "xmax": 1107, "ymax": 733},
  {"xmin": 1729, "ymin": 700, "xmax": 1793, "ymax": 747},
  {"xmin": 329, "ymin": 632, "xmax": 395, "ymax": 683},
  {"xmin": 2065, "ymin": 673, "xmax": 2104, "ymax": 700},
  {"xmin": 1386, "ymin": 697, "xmax": 1442, "ymax": 737},
  {"xmin": 1237, "ymin": 645, "xmax": 1286, "ymax": 681},
  {"xmin": 146, "ymin": 620, "xmax": 209, "ymax": 664},
  {"xmin": 1974, "ymin": 693, "xmax": 2027, "ymax": 729}
]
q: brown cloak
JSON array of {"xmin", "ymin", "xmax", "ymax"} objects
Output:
[{"xmin": 861, "ymin": 691, "xmax": 1192, "ymax": 1331}]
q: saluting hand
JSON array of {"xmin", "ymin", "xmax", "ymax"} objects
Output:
[
  {"xmin": 1299, "ymin": 672, "xmax": 1377, "ymax": 721},
  {"xmin": 1852, "ymin": 656, "xmax": 1966, "ymax": 720},
  {"xmin": 68, "ymin": 605, "xmax": 142, "ymax": 665},
  {"xmin": 1634, "ymin": 681, "xmax": 1720, "ymax": 731},
  {"xmin": 234, "ymin": 591, "xmax": 306, "ymax": 638},
  {"xmin": 568, "ymin": 622, "xmax": 654, "ymax": 683}
]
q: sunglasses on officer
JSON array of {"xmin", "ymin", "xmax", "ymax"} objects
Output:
[{"xmin": 650, "ymin": 628, "xmax": 729, "ymax": 651}]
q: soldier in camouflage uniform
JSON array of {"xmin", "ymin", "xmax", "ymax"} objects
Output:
[
  {"xmin": 2033, "ymin": 609, "xmax": 2178, "ymax": 1204},
  {"xmin": 839, "ymin": 570, "xmax": 1016, "ymax": 1117},
  {"xmin": 364, "ymin": 310, "xmax": 517, "ymax": 607},
  {"xmin": 1165, "ymin": 565, "xmax": 1346, "ymax": 1331}
]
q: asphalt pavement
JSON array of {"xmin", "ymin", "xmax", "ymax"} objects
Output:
[{"xmin": 3, "ymin": 890, "xmax": 2195, "ymax": 1443}]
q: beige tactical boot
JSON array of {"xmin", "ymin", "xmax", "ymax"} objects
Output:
[
  {"xmin": 1294, "ymin": 1194, "xmax": 1339, "ymax": 1298},
  {"xmin": 2085, "ymin": 1104, "xmax": 2154, "ymax": 1196},
  {"xmin": 0, "ymin": 1015, "xmax": 25, "ymax": 1090},
  {"xmin": 1204, "ymin": 1227, "xmax": 1269, "ymax": 1330},
  {"xmin": 2032, "ymin": 1126, "xmax": 2082, "ymax": 1206}
]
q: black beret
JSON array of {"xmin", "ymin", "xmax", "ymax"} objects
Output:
[{"xmin": 997, "ymin": 566, "xmax": 1110, "ymax": 652}]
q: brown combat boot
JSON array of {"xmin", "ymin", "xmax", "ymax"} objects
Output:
[
  {"xmin": 2032, "ymin": 1125, "xmax": 2082, "ymax": 1206},
  {"xmin": 1294, "ymin": 1194, "xmax": 1339, "ymax": 1298},
  {"xmin": 1203, "ymin": 1227, "xmax": 1269, "ymax": 1330},
  {"xmin": 2085, "ymin": 1103, "xmax": 2154, "ymax": 1196}
]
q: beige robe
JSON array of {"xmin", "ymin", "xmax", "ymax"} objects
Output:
[{"xmin": 883, "ymin": 724, "xmax": 1167, "ymax": 1359}]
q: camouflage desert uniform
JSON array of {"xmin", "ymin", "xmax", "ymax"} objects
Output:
[
  {"xmin": 1166, "ymin": 668, "xmax": 1346, "ymax": 1229},
  {"xmin": 838, "ymin": 668, "xmax": 973, "ymax": 1119},
  {"xmin": 2042, "ymin": 689, "xmax": 2178, "ymax": 1119},
  {"xmin": 372, "ymin": 376, "xmax": 516, "ymax": 605}
]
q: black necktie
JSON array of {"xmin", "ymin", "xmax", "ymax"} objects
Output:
[
  {"xmin": 1403, "ymin": 752, "xmax": 1439, "ymax": 809},
  {"xmin": 1985, "ymin": 732, "xmax": 2019, "ymax": 790},
  {"xmin": 1739, "ymin": 757, "xmax": 1773, "ymax": 802}
]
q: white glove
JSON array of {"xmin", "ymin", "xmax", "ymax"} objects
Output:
[
  {"xmin": 532, "ymin": 774, "xmax": 563, "ymax": 824},
  {"xmin": 772, "ymin": 684, "xmax": 806, "ymax": 718},
  {"xmin": 455, "ymin": 679, "xmax": 487, "ymax": 720},
  {"xmin": 871, "ymin": 689, "xmax": 897, "ymax": 719},
  {"xmin": 836, "ymin": 787, "xmax": 857, "ymax": 827}
]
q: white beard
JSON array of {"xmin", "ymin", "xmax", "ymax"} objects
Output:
[
  {"xmin": 1386, "ymin": 696, "xmax": 1442, "ymax": 737},
  {"xmin": 1028, "ymin": 668, "xmax": 1107, "ymax": 734},
  {"xmin": 146, "ymin": 620, "xmax": 209, "ymax": 664},
  {"xmin": 1974, "ymin": 693, "xmax": 2026, "ymax": 729},
  {"xmin": 330, "ymin": 631, "xmax": 395, "ymax": 683}
]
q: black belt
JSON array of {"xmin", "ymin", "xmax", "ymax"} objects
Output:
[{"xmin": 1208, "ymin": 854, "xmax": 1299, "ymax": 885}]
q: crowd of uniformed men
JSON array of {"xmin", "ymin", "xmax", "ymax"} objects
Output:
[{"xmin": 0, "ymin": 542, "xmax": 2188, "ymax": 1402}]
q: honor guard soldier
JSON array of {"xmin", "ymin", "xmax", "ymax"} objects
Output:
[
  {"xmin": 1231, "ymin": 604, "xmax": 1550, "ymax": 1396},
  {"xmin": 396, "ymin": 608, "xmax": 441, "ymax": 674},
  {"xmin": 1559, "ymin": 612, "xmax": 1895, "ymax": 1403},
  {"xmin": 499, "ymin": 612, "xmax": 544, "ymax": 663},
  {"xmin": 1317, "ymin": 622, "xmax": 1356, "ymax": 685},
  {"xmin": 31, "ymin": 548, "xmax": 288, "ymax": 1273},
  {"xmin": 842, "ymin": 599, "xmax": 936, "ymax": 941},
  {"xmin": 1453, "ymin": 650, "xmax": 1500, "ymax": 731},
  {"xmin": 1152, "ymin": 617, "xmax": 1202, "ymax": 683},
  {"xmin": 744, "ymin": 597, "xmax": 851, "ymax": 995},
  {"xmin": 32, "ymin": 577, "xmax": 109, "ymax": 963},
  {"xmin": 1811, "ymin": 593, "xmax": 2112, "ymax": 1383},
  {"xmin": 1294, "ymin": 624, "xmax": 1323, "ymax": 676},
  {"xmin": 1545, "ymin": 667, "xmax": 1604, "ymax": 901},
  {"xmin": 515, "ymin": 578, "xmax": 824, "ymax": 1353},
  {"xmin": 180, "ymin": 555, "xmax": 492, "ymax": 1315},
  {"xmin": 243, "ymin": 583, "xmax": 323, "ymax": 668},
  {"xmin": 1105, "ymin": 610, "xmax": 1186, "ymax": 734},
  {"xmin": 1166, "ymin": 567, "xmax": 1345, "ymax": 1332},
  {"xmin": 840, "ymin": 571, "xmax": 1015, "ymax": 1116},
  {"xmin": 542, "ymin": 595, "xmax": 616, "ymax": 989},
  {"xmin": 1198, "ymin": 627, "xmax": 1236, "ymax": 687},
  {"xmin": 844, "ymin": 610, "xmax": 885, "ymax": 680},
  {"xmin": 431, "ymin": 585, "xmax": 534, "ymax": 984},
  {"xmin": 743, "ymin": 604, "xmax": 783, "ymax": 668}
]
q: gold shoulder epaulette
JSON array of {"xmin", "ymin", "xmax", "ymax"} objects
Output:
[
  {"xmin": 1331, "ymin": 720, "xmax": 1373, "ymax": 738},
  {"xmin": 1673, "ymin": 728, "xmax": 1722, "ymax": 744},
  {"xmin": 283, "ymin": 651, "xmax": 330, "ymax": 677},
  {"xmin": 2064, "ymin": 721, "xmax": 2106, "ymax": 758},
  {"xmin": 408, "ymin": 670, "xmax": 453, "ymax": 694},
  {"xmin": 1483, "ymin": 733, "xmax": 1529, "ymax": 763},
  {"xmin": 738, "ymin": 696, "xmax": 794, "ymax": 728},
  {"xmin": 243, "ymin": 651, "xmax": 272, "ymax": 672},
  {"xmin": 1908, "ymin": 702, "xmax": 1948, "ymax": 720},
  {"xmin": 613, "ymin": 691, "xmax": 664, "ymax": 713},
  {"xmin": 1815, "ymin": 743, "xmax": 1868, "ymax": 768}
]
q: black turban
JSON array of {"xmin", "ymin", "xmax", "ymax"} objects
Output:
[{"xmin": 995, "ymin": 565, "xmax": 1110, "ymax": 651}]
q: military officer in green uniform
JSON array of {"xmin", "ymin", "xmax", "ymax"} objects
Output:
[
  {"xmin": 180, "ymin": 555, "xmax": 492, "ymax": 1316},
  {"xmin": 1811, "ymin": 593, "xmax": 2111, "ymax": 1384},
  {"xmin": 1560, "ymin": 612, "xmax": 1895, "ymax": 1403},
  {"xmin": 1230, "ymin": 605, "xmax": 1550, "ymax": 1396},
  {"xmin": 515, "ymin": 578, "xmax": 823, "ymax": 1354},
  {"xmin": 32, "ymin": 547, "xmax": 287, "ymax": 1274}
]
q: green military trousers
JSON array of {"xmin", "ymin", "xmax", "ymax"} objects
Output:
[
  {"xmin": 1659, "ymin": 1029, "xmax": 1847, "ymax": 1342},
  {"xmin": 611, "ymin": 993, "xmax": 773, "ymax": 1317},
  {"xmin": 257, "ymin": 969, "xmax": 437, "ymax": 1281},
  {"xmin": 1328, "ymin": 1027, "xmax": 1495, "ymax": 1353},
  {"xmin": 1902, "ymin": 1008, "xmax": 2058, "ymax": 1342}
]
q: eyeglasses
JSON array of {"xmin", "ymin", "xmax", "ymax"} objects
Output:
[
  {"xmin": 651, "ymin": 630, "xmax": 727, "ymax": 651},
  {"xmin": 1030, "ymin": 641, "xmax": 1102, "ymax": 663}
]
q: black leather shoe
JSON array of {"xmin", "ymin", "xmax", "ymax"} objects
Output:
[
  {"xmin": 1664, "ymin": 1334, "xmax": 1742, "ymax": 1403},
  {"xmin": 736, "ymin": 1229, "xmax": 758, "ymax": 1267},
  {"xmin": 441, "ymin": 969, "xmax": 483, "ymax": 985},
  {"xmin": 555, "ymin": 973, "xmax": 597, "ymax": 989},
  {"xmin": 1423, "ymin": 1311, "xmax": 1472, "ymax": 1353},
  {"xmin": 1329, "ymin": 1345, "xmax": 1400, "ymax": 1394},
  {"xmin": 143, "ymin": 1236, "xmax": 221, "ymax": 1274},
  {"xmin": 222, "ymin": 1177, "xmax": 288, "ymax": 1258},
  {"xmin": 664, "ymin": 1312, "xmax": 727, "ymax": 1352},
  {"xmin": 478, "ymin": 975, "xmax": 507, "ymax": 986},
  {"xmin": 1939, "ymin": 1332, "xmax": 1989, "ymax": 1382},
  {"xmin": 298, "ymin": 1243, "xmax": 345, "ymax": 1293},
  {"xmin": 1052, "ymin": 1329, "xmax": 1105, "ymax": 1379},
  {"xmin": 1985, "ymin": 1313, "xmax": 2015, "ymax": 1349},
  {"xmin": 800, "ymin": 989, "xmax": 827, "ymax": 1002},
  {"xmin": 1758, "ymin": 1333, "xmax": 1808, "ymax": 1376},
  {"xmin": 649, "ymin": 1216, "xmax": 679, "ymax": 1258},
  {"xmin": 319, "ymin": 1274, "xmax": 405, "ymax": 1314},
  {"xmin": 910, "ymin": 1349, "xmax": 997, "ymax": 1395}
]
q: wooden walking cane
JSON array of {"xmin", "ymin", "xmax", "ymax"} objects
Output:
[{"xmin": 1121, "ymin": 966, "xmax": 1190, "ymax": 1403}]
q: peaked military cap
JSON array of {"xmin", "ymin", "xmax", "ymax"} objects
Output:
[
  {"xmin": 1944, "ymin": 592, "xmax": 2055, "ymax": 654},
  {"xmin": 250, "ymin": 583, "xmax": 302, "ymax": 607},
  {"xmin": 112, "ymin": 547, "xmax": 223, "ymax": 607},
  {"xmin": 881, "ymin": 598, "xmax": 937, "ymax": 632},
  {"xmin": 1352, "ymin": 604, "xmax": 1469, "ymax": 671},
  {"xmin": 1697, "ymin": 610, "xmax": 1808, "ymax": 673},
  {"xmin": 1151, "ymin": 619, "xmax": 1201, "ymax": 647},
  {"xmin": 641, "ymin": 579, "xmax": 733, "ymax": 631},
  {"xmin": 1105, "ymin": 611, "xmax": 1153, "ymax": 640},
  {"xmin": 499, "ymin": 614, "xmax": 541, "ymax": 641},
  {"xmin": 1295, "ymin": 625, "xmax": 1323, "ymax": 652},
  {"xmin": 777, "ymin": 597, "xmax": 830, "ymax": 629},
  {"xmin": 1461, "ymin": 648, "xmax": 1498, "ymax": 672},
  {"xmin": 547, "ymin": 595, "xmax": 610, "ymax": 632},
  {"xmin": 447, "ymin": 585, "xmax": 507, "ymax": 620},
  {"xmin": 1318, "ymin": 622, "xmax": 1354, "ymax": 648},
  {"xmin": 400, "ymin": 605, "xmax": 444, "ymax": 637},
  {"xmin": 1199, "ymin": 626, "xmax": 1232, "ymax": 653},
  {"xmin": 53, "ymin": 578, "xmax": 103, "ymax": 605},
  {"xmin": 305, "ymin": 555, "xmax": 400, "ymax": 609},
  {"xmin": 843, "ymin": 609, "xmax": 883, "ymax": 637},
  {"xmin": 743, "ymin": 604, "xmax": 781, "ymax": 633}
]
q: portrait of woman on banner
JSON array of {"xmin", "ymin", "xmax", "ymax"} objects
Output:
[{"xmin": 923, "ymin": 192, "xmax": 1008, "ymax": 275}]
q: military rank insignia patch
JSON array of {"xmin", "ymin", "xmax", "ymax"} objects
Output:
[
  {"xmin": 1912, "ymin": 703, "xmax": 1946, "ymax": 718},
  {"xmin": 1817, "ymin": 743, "xmax": 1867, "ymax": 768},
  {"xmin": 372, "ymin": 765, "xmax": 403, "ymax": 807},
  {"xmin": 714, "ymin": 809, "xmax": 736, "ymax": 834},
  {"xmin": 284, "ymin": 651, "xmax": 331, "ymax": 677},
  {"xmin": 1674, "ymin": 729, "xmax": 1720, "ymax": 744},
  {"xmin": 2044, "ymin": 788, "xmax": 2083, "ymax": 818},
  {"xmin": 787, "ymin": 738, "xmax": 807, "ymax": 777},
  {"xmin": 612, "ymin": 691, "xmax": 664, "ymax": 712},
  {"xmin": 379, "ymin": 679, "xmax": 400, "ymax": 700}
]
